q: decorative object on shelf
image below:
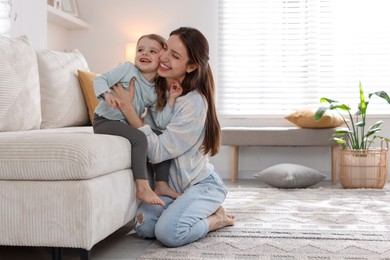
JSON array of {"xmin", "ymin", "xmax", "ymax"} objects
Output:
[
  {"xmin": 125, "ymin": 42, "xmax": 137, "ymax": 63},
  {"xmin": 53, "ymin": 0, "xmax": 61, "ymax": 9},
  {"xmin": 47, "ymin": 3, "xmax": 90, "ymax": 30},
  {"xmin": 0, "ymin": 0, "xmax": 11, "ymax": 35},
  {"xmin": 61, "ymin": 0, "xmax": 79, "ymax": 17},
  {"xmin": 315, "ymin": 82, "xmax": 390, "ymax": 189}
]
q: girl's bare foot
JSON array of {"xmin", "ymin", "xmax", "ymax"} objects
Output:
[
  {"xmin": 208, "ymin": 206, "xmax": 235, "ymax": 232},
  {"xmin": 135, "ymin": 179, "xmax": 165, "ymax": 206},
  {"xmin": 154, "ymin": 181, "xmax": 181, "ymax": 199}
]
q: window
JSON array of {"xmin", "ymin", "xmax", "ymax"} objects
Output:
[{"xmin": 218, "ymin": 0, "xmax": 390, "ymax": 117}]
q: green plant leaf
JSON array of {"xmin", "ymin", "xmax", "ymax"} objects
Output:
[
  {"xmin": 333, "ymin": 138, "xmax": 347, "ymax": 149},
  {"xmin": 366, "ymin": 127, "xmax": 381, "ymax": 137},
  {"xmin": 376, "ymin": 136, "xmax": 390, "ymax": 143},
  {"xmin": 365, "ymin": 121, "xmax": 383, "ymax": 137},
  {"xmin": 333, "ymin": 128, "xmax": 351, "ymax": 135},
  {"xmin": 355, "ymin": 121, "xmax": 365, "ymax": 127},
  {"xmin": 333, "ymin": 138, "xmax": 346, "ymax": 144},
  {"xmin": 369, "ymin": 120, "xmax": 384, "ymax": 129},
  {"xmin": 319, "ymin": 97, "xmax": 337, "ymax": 103},
  {"xmin": 359, "ymin": 82, "xmax": 367, "ymax": 115},
  {"xmin": 355, "ymin": 105, "xmax": 362, "ymax": 116},
  {"xmin": 317, "ymin": 83, "xmax": 390, "ymax": 150},
  {"xmin": 314, "ymin": 106, "xmax": 328, "ymax": 121},
  {"xmin": 366, "ymin": 135, "xmax": 390, "ymax": 149},
  {"xmin": 330, "ymin": 103, "xmax": 350, "ymax": 111},
  {"xmin": 369, "ymin": 91, "xmax": 390, "ymax": 104}
]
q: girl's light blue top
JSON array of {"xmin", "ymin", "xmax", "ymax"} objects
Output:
[{"xmin": 94, "ymin": 62, "xmax": 173, "ymax": 129}]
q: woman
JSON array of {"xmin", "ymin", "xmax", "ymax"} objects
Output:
[{"xmin": 113, "ymin": 27, "xmax": 234, "ymax": 247}]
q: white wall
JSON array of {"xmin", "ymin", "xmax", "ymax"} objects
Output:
[
  {"xmin": 7, "ymin": 0, "xmax": 390, "ymax": 180},
  {"xmin": 47, "ymin": 22, "xmax": 69, "ymax": 51},
  {"xmin": 70, "ymin": 0, "xmax": 219, "ymax": 75},
  {"xmin": 9, "ymin": 0, "xmax": 46, "ymax": 49}
]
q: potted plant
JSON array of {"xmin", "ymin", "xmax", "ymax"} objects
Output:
[{"xmin": 315, "ymin": 82, "xmax": 390, "ymax": 188}]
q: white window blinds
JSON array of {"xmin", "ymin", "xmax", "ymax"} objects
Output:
[{"xmin": 218, "ymin": 0, "xmax": 390, "ymax": 117}]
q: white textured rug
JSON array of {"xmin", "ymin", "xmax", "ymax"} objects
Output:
[{"xmin": 138, "ymin": 186, "xmax": 390, "ymax": 259}]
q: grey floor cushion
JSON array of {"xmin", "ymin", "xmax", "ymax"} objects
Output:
[{"xmin": 254, "ymin": 163, "xmax": 326, "ymax": 188}]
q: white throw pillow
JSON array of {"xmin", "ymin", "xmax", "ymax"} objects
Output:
[
  {"xmin": 254, "ymin": 163, "xmax": 326, "ymax": 188},
  {"xmin": 37, "ymin": 49, "xmax": 90, "ymax": 129},
  {"xmin": 0, "ymin": 35, "xmax": 41, "ymax": 131}
]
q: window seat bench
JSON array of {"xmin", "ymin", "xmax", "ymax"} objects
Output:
[{"xmin": 221, "ymin": 127, "xmax": 338, "ymax": 183}]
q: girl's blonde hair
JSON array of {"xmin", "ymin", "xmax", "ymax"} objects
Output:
[
  {"xmin": 137, "ymin": 34, "xmax": 166, "ymax": 111},
  {"xmin": 137, "ymin": 34, "xmax": 166, "ymax": 49}
]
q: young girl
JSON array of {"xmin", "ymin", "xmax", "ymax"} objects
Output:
[{"xmin": 93, "ymin": 34, "xmax": 181, "ymax": 206}]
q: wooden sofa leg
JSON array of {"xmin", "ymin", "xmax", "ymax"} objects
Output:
[{"xmin": 52, "ymin": 247, "xmax": 63, "ymax": 260}]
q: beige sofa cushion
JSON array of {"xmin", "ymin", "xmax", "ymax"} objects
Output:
[
  {"xmin": 0, "ymin": 127, "xmax": 131, "ymax": 180},
  {"xmin": 37, "ymin": 49, "xmax": 90, "ymax": 129},
  {"xmin": 0, "ymin": 35, "xmax": 41, "ymax": 131}
]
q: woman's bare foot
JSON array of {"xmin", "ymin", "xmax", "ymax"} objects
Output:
[
  {"xmin": 208, "ymin": 206, "xmax": 235, "ymax": 232},
  {"xmin": 135, "ymin": 179, "xmax": 165, "ymax": 206},
  {"xmin": 154, "ymin": 181, "xmax": 181, "ymax": 199}
]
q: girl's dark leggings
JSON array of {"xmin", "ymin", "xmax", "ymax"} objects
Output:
[{"xmin": 92, "ymin": 114, "xmax": 170, "ymax": 182}]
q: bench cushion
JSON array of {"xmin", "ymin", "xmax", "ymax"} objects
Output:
[
  {"xmin": 0, "ymin": 127, "xmax": 131, "ymax": 181},
  {"xmin": 285, "ymin": 108, "xmax": 344, "ymax": 128},
  {"xmin": 221, "ymin": 127, "xmax": 336, "ymax": 146}
]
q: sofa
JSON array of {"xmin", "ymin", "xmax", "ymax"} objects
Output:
[{"xmin": 0, "ymin": 35, "xmax": 139, "ymax": 260}]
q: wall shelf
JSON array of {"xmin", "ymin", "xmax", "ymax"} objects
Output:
[{"xmin": 47, "ymin": 5, "xmax": 90, "ymax": 30}]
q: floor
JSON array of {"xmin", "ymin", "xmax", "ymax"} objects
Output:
[{"xmin": 0, "ymin": 179, "xmax": 336, "ymax": 260}]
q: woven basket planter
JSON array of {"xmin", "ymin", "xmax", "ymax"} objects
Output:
[{"xmin": 339, "ymin": 142, "xmax": 388, "ymax": 189}]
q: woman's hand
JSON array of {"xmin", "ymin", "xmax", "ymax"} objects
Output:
[
  {"xmin": 111, "ymin": 78, "xmax": 144, "ymax": 128},
  {"xmin": 111, "ymin": 79, "xmax": 134, "ymax": 110},
  {"xmin": 103, "ymin": 92, "xmax": 123, "ymax": 109}
]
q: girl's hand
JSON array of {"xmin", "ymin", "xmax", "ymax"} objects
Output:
[
  {"xmin": 170, "ymin": 79, "xmax": 183, "ymax": 98},
  {"xmin": 168, "ymin": 79, "xmax": 183, "ymax": 107}
]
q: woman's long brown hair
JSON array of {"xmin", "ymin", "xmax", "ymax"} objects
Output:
[{"xmin": 155, "ymin": 27, "xmax": 221, "ymax": 156}]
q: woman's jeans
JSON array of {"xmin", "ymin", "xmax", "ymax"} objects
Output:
[{"xmin": 134, "ymin": 171, "xmax": 227, "ymax": 247}]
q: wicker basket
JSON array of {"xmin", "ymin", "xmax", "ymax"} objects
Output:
[{"xmin": 339, "ymin": 142, "xmax": 388, "ymax": 189}]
